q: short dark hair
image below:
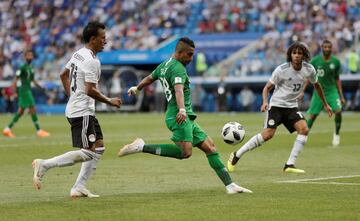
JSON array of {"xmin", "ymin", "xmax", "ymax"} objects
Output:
[
  {"xmin": 24, "ymin": 48, "xmax": 33, "ymax": 54},
  {"xmin": 286, "ymin": 42, "xmax": 311, "ymax": 62},
  {"xmin": 83, "ymin": 21, "xmax": 106, "ymax": 43},
  {"xmin": 322, "ymin": 39, "xmax": 332, "ymax": 46},
  {"xmin": 177, "ymin": 37, "xmax": 195, "ymax": 48}
]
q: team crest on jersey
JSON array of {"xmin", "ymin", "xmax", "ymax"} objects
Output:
[
  {"xmin": 268, "ymin": 119, "xmax": 275, "ymax": 126},
  {"xmin": 329, "ymin": 63, "xmax": 335, "ymax": 69},
  {"xmin": 88, "ymin": 134, "xmax": 96, "ymax": 142}
]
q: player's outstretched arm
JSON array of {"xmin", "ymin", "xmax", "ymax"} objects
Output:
[
  {"xmin": 128, "ymin": 74, "xmax": 155, "ymax": 96},
  {"xmin": 32, "ymin": 79, "xmax": 45, "ymax": 91},
  {"xmin": 313, "ymin": 82, "xmax": 333, "ymax": 117},
  {"xmin": 85, "ymin": 82, "xmax": 121, "ymax": 108}
]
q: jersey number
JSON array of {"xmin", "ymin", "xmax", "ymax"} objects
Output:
[
  {"xmin": 293, "ymin": 84, "xmax": 301, "ymax": 92},
  {"xmin": 159, "ymin": 77, "xmax": 172, "ymax": 101},
  {"xmin": 70, "ymin": 63, "xmax": 78, "ymax": 92},
  {"xmin": 317, "ymin": 69, "xmax": 325, "ymax": 77}
]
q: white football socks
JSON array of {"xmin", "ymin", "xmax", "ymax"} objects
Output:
[
  {"xmin": 286, "ymin": 134, "xmax": 307, "ymax": 165},
  {"xmin": 42, "ymin": 149, "xmax": 95, "ymax": 169},
  {"xmin": 72, "ymin": 147, "xmax": 105, "ymax": 190},
  {"xmin": 235, "ymin": 133, "xmax": 264, "ymax": 158}
]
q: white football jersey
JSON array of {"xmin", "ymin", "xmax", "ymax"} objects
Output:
[
  {"xmin": 269, "ymin": 62, "xmax": 317, "ymax": 108},
  {"xmin": 65, "ymin": 47, "xmax": 101, "ymax": 118}
]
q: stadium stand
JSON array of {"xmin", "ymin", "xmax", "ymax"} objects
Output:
[{"xmin": 1, "ymin": 0, "xmax": 360, "ymax": 113}]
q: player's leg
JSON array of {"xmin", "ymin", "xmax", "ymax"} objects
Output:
[
  {"xmin": 3, "ymin": 103, "xmax": 25, "ymax": 137},
  {"xmin": 32, "ymin": 116, "xmax": 97, "ymax": 190},
  {"xmin": 284, "ymin": 110, "xmax": 308, "ymax": 173},
  {"xmin": 3, "ymin": 107, "xmax": 24, "ymax": 137},
  {"xmin": 118, "ymin": 139, "xmax": 187, "ymax": 159},
  {"xmin": 328, "ymin": 95, "xmax": 342, "ymax": 146},
  {"xmin": 118, "ymin": 117, "xmax": 193, "ymax": 159},
  {"xmin": 28, "ymin": 94, "xmax": 50, "ymax": 137},
  {"xmin": 227, "ymin": 106, "xmax": 281, "ymax": 172},
  {"xmin": 8, "ymin": 107, "xmax": 25, "ymax": 128},
  {"xmin": 196, "ymin": 136, "xmax": 252, "ymax": 194},
  {"xmin": 333, "ymin": 111, "xmax": 342, "ymax": 146},
  {"xmin": 71, "ymin": 116, "xmax": 104, "ymax": 198},
  {"xmin": 306, "ymin": 93, "xmax": 323, "ymax": 130}
]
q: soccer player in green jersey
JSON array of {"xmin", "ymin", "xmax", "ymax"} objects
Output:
[
  {"xmin": 3, "ymin": 49, "xmax": 50, "ymax": 138},
  {"xmin": 118, "ymin": 37, "xmax": 252, "ymax": 194},
  {"xmin": 307, "ymin": 40, "xmax": 346, "ymax": 146}
]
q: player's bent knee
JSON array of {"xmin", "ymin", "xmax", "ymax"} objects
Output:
[
  {"xmin": 298, "ymin": 127, "xmax": 309, "ymax": 135},
  {"xmin": 262, "ymin": 133, "xmax": 274, "ymax": 141}
]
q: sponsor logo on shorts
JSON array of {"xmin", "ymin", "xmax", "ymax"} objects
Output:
[
  {"xmin": 88, "ymin": 134, "xmax": 96, "ymax": 142},
  {"xmin": 268, "ymin": 119, "xmax": 275, "ymax": 126}
]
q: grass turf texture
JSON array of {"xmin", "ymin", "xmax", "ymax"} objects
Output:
[{"xmin": 0, "ymin": 112, "xmax": 359, "ymax": 221}]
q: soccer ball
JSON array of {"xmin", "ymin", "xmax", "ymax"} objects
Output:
[{"xmin": 221, "ymin": 122, "xmax": 245, "ymax": 145}]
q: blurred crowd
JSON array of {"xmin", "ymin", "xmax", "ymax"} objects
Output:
[
  {"xmin": 0, "ymin": 0, "xmax": 196, "ymax": 81},
  {"xmin": 223, "ymin": 0, "xmax": 360, "ymax": 77},
  {"xmin": 1, "ymin": 0, "xmax": 360, "ymax": 112}
]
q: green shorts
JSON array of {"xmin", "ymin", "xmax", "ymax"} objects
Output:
[
  {"xmin": 18, "ymin": 91, "xmax": 35, "ymax": 108},
  {"xmin": 165, "ymin": 117, "xmax": 208, "ymax": 146},
  {"xmin": 307, "ymin": 91, "xmax": 341, "ymax": 115}
]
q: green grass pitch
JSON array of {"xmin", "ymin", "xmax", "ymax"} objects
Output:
[{"xmin": 0, "ymin": 112, "xmax": 359, "ymax": 221}]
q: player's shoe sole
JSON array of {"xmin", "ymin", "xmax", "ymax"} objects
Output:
[
  {"xmin": 227, "ymin": 152, "xmax": 239, "ymax": 172},
  {"xmin": 118, "ymin": 138, "xmax": 144, "ymax": 157},
  {"xmin": 71, "ymin": 187, "xmax": 99, "ymax": 198},
  {"xmin": 283, "ymin": 164, "xmax": 305, "ymax": 173}
]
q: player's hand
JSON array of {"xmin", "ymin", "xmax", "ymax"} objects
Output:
[
  {"xmin": 176, "ymin": 108, "xmax": 187, "ymax": 124},
  {"xmin": 109, "ymin": 97, "xmax": 122, "ymax": 108},
  {"xmin": 324, "ymin": 103, "xmax": 333, "ymax": 117},
  {"xmin": 340, "ymin": 97, "xmax": 346, "ymax": 105},
  {"xmin": 128, "ymin": 86, "xmax": 139, "ymax": 96},
  {"xmin": 260, "ymin": 102, "xmax": 268, "ymax": 112}
]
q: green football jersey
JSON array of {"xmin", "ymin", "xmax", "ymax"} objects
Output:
[
  {"xmin": 151, "ymin": 57, "xmax": 196, "ymax": 120},
  {"xmin": 16, "ymin": 63, "xmax": 34, "ymax": 93},
  {"xmin": 310, "ymin": 55, "xmax": 341, "ymax": 93}
]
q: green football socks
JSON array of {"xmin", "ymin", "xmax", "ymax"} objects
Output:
[
  {"xmin": 143, "ymin": 144, "xmax": 184, "ymax": 159},
  {"xmin": 207, "ymin": 152, "xmax": 232, "ymax": 186},
  {"xmin": 8, "ymin": 113, "xmax": 21, "ymax": 128},
  {"xmin": 335, "ymin": 114, "xmax": 342, "ymax": 135},
  {"xmin": 307, "ymin": 118, "xmax": 314, "ymax": 129},
  {"xmin": 31, "ymin": 113, "xmax": 40, "ymax": 131}
]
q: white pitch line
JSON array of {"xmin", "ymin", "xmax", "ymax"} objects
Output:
[
  {"xmin": 276, "ymin": 174, "xmax": 360, "ymax": 184},
  {"xmin": 294, "ymin": 182, "xmax": 360, "ymax": 186}
]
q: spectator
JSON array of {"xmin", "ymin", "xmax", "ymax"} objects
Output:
[
  {"xmin": 239, "ymin": 86, "xmax": 255, "ymax": 112},
  {"xmin": 195, "ymin": 51, "xmax": 208, "ymax": 76},
  {"xmin": 347, "ymin": 48, "xmax": 359, "ymax": 74}
]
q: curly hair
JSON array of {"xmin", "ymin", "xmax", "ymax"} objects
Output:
[{"xmin": 286, "ymin": 42, "xmax": 311, "ymax": 62}]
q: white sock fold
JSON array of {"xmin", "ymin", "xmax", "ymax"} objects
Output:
[
  {"xmin": 235, "ymin": 133, "xmax": 264, "ymax": 158},
  {"xmin": 286, "ymin": 134, "xmax": 307, "ymax": 165},
  {"xmin": 42, "ymin": 149, "xmax": 95, "ymax": 169}
]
